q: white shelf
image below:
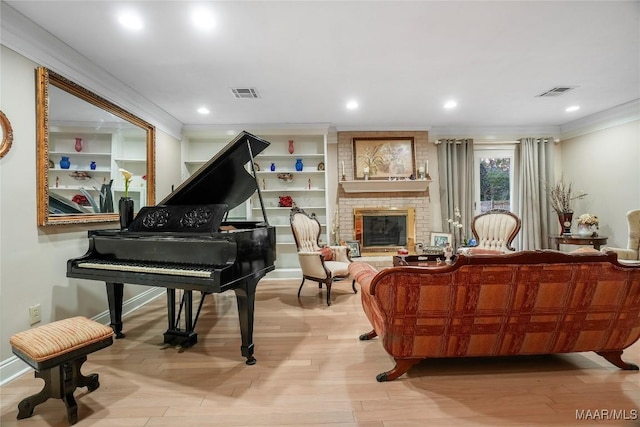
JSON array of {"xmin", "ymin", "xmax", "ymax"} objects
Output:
[
  {"xmin": 258, "ymin": 188, "xmax": 325, "ymax": 193},
  {"xmin": 253, "ymin": 206, "xmax": 326, "ymax": 210},
  {"xmin": 50, "ymin": 151, "xmax": 111, "ymax": 157},
  {"xmin": 340, "ymin": 179, "xmax": 431, "ymax": 193},
  {"xmin": 50, "ymin": 167, "xmax": 110, "ymax": 172}
]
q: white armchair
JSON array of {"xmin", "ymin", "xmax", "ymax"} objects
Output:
[
  {"xmin": 470, "ymin": 209, "xmax": 521, "ymax": 253},
  {"xmin": 290, "ymin": 207, "xmax": 356, "ymax": 306},
  {"xmin": 601, "ymin": 209, "xmax": 640, "ymax": 260}
]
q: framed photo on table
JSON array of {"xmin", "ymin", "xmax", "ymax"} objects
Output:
[
  {"xmin": 430, "ymin": 232, "xmax": 452, "ymax": 248},
  {"xmin": 352, "ymin": 137, "xmax": 415, "ymax": 180},
  {"xmin": 344, "ymin": 240, "xmax": 361, "ymax": 258}
]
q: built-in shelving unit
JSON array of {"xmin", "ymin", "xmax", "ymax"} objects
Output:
[{"xmin": 182, "ymin": 128, "xmax": 330, "ymax": 278}]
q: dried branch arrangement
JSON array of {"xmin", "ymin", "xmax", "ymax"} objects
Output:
[{"xmin": 548, "ymin": 178, "xmax": 587, "ymax": 213}]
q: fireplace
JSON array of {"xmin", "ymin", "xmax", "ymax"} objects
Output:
[{"xmin": 354, "ymin": 207, "xmax": 416, "ymax": 254}]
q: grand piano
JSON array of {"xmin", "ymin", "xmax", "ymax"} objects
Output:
[{"xmin": 67, "ymin": 131, "xmax": 276, "ymax": 365}]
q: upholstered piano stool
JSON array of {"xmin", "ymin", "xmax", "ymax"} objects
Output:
[{"xmin": 9, "ymin": 316, "xmax": 114, "ymax": 425}]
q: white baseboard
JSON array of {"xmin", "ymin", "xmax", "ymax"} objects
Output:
[{"xmin": 0, "ymin": 288, "xmax": 164, "ymax": 386}]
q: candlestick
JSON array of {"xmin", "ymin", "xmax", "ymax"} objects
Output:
[
  {"xmin": 426, "ymin": 161, "xmax": 429, "ymax": 175},
  {"xmin": 342, "ymin": 161, "xmax": 345, "ymax": 177}
]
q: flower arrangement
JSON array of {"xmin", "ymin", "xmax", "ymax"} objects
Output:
[
  {"xmin": 278, "ymin": 195, "xmax": 293, "ymax": 207},
  {"xmin": 577, "ymin": 213, "xmax": 599, "ymax": 227},
  {"xmin": 548, "ymin": 178, "xmax": 587, "ymax": 213},
  {"xmin": 447, "ymin": 207, "xmax": 464, "ymax": 248},
  {"xmin": 119, "ymin": 168, "xmax": 133, "ymax": 198}
]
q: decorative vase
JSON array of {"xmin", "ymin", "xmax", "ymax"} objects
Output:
[
  {"xmin": 577, "ymin": 223, "xmax": 597, "ymax": 237},
  {"xmin": 288, "ymin": 139, "xmax": 294, "ymax": 154},
  {"xmin": 59, "ymin": 156, "xmax": 71, "ymax": 169},
  {"xmin": 74, "ymin": 137, "xmax": 83, "ymax": 152},
  {"xmin": 119, "ymin": 197, "xmax": 134, "ymax": 230},
  {"xmin": 270, "ymin": 162, "xmax": 276, "ymax": 171},
  {"xmin": 558, "ymin": 211, "xmax": 573, "ymax": 235},
  {"xmin": 295, "ymin": 158, "xmax": 303, "ymax": 171},
  {"xmin": 90, "ymin": 161, "xmax": 97, "ymax": 170}
]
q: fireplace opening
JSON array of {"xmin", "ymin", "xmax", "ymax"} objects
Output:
[
  {"xmin": 354, "ymin": 207, "xmax": 415, "ymax": 254},
  {"xmin": 363, "ymin": 216, "xmax": 406, "ymax": 247}
]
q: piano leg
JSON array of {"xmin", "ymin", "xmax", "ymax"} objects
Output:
[
  {"xmin": 163, "ymin": 289, "xmax": 198, "ymax": 347},
  {"xmin": 234, "ymin": 277, "xmax": 258, "ymax": 365},
  {"xmin": 105, "ymin": 282, "xmax": 125, "ymax": 339}
]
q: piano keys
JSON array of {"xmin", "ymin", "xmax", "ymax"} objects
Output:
[{"xmin": 67, "ymin": 131, "xmax": 276, "ymax": 365}]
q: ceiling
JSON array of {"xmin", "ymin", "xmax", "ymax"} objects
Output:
[{"xmin": 4, "ymin": 1, "xmax": 640, "ymax": 132}]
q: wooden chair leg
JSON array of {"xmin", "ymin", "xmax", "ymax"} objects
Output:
[
  {"xmin": 297, "ymin": 278, "xmax": 306, "ymax": 297},
  {"xmin": 359, "ymin": 329, "xmax": 377, "ymax": 340},
  {"xmin": 351, "ymin": 279, "xmax": 357, "ymax": 294},
  {"xmin": 325, "ymin": 280, "xmax": 332, "ymax": 306}
]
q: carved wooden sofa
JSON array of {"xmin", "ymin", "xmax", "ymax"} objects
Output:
[{"xmin": 349, "ymin": 250, "xmax": 640, "ymax": 381}]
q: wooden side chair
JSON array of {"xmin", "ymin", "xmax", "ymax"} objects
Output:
[
  {"xmin": 470, "ymin": 209, "xmax": 521, "ymax": 252},
  {"xmin": 289, "ymin": 207, "xmax": 356, "ymax": 305}
]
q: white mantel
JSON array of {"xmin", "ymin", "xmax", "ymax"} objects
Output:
[{"xmin": 339, "ymin": 179, "xmax": 431, "ymax": 193}]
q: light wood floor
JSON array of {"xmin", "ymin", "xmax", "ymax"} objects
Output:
[{"xmin": 2, "ymin": 279, "xmax": 639, "ymax": 426}]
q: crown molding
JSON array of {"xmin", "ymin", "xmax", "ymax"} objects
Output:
[
  {"xmin": 333, "ymin": 124, "xmax": 432, "ymax": 132},
  {"xmin": 182, "ymin": 123, "xmax": 332, "ymax": 138},
  {"xmin": 559, "ymin": 99, "xmax": 640, "ymax": 140},
  {"xmin": 0, "ymin": 2, "xmax": 183, "ymax": 140}
]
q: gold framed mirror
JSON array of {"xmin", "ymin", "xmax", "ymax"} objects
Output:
[
  {"xmin": 0, "ymin": 110, "xmax": 13, "ymax": 159},
  {"xmin": 36, "ymin": 67, "xmax": 155, "ymax": 226}
]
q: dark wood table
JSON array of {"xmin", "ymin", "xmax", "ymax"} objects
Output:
[
  {"xmin": 392, "ymin": 254, "xmax": 443, "ymax": 266},
  {"xmin": 548, "ymin": 234, "xmax": 608, "ymax": 251}
]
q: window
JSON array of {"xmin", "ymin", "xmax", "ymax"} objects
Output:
[{"xmin": 474, "ymin": 147, "xmax": 515, "ymax": 214}]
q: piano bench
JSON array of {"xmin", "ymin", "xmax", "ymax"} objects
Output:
[{"xmin": 9, "ymin": 316, "xmax": 114, "ymax": 425}]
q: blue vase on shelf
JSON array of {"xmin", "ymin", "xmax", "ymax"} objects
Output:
[
  {"xmin": 60, "ymin": 156, "xmax": 71, "ymax": 169},
  {"xmin": 295, "ymin": 159, "xmax": 303, "ymax": 171},
  {"xmin": 90, "ymin": 161, "xmax": 97, "ymax": 170},
  {"xmin": 270, "ymin": 163, "xmax": 276, "ymax": 171}
]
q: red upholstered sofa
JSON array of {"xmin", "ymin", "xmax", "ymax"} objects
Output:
[{"xmin": 349, "ymin": 250, "xmax": 640, "ymax": 381}]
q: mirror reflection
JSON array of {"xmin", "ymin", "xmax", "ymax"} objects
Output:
[{"xmin": 37, "ymin": 67, "xmax": 155, "ymax": 226}]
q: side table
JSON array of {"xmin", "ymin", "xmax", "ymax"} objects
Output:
[{"xmin": 548, "ymin": 234, "xmax": 608, "ymax": 251}]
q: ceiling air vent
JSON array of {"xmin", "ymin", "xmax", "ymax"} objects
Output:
[
  {"xmin": 536, "ymin": 86, "xmax": 576, "ymax": 97},
  {"xmin": 231, "ymin": 87, "xmax": 260, "ymax": 99}
]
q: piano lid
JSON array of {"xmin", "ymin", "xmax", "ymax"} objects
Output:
[{"xmin": 160, "ymin": 131, "xmax": 270, "ymax": 210}]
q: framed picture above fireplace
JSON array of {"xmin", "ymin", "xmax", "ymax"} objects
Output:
[
  {"xmin": 352, "ymin": 137, "xmax": 415, "ymax": 180},
  {"xmin": 430, "ymin": 232, "xmax": 452, "ymax": 248}
]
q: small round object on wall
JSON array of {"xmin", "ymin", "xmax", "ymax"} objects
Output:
[{"xmin": 0, "ymin": 110, "xmax": 14, "ymax": 159}]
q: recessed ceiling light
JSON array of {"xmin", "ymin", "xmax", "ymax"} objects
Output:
[
  {"xmin": 346, "ymin": 100, "xmax": 359, "ymax": 110},
  {"xmin": 197, "ymin": 107, "xmax": 210, "ymax": 115},
  {"xmin": 565, "ymin": 105, "xmax": 580, "ymax": 112},
  {"xmin": 444, "ymin": 100, "xmax": 457, "ymax": 109},
  {"xmin": 118, "ymin": 12, "xmax": 144, "ymax": 30},
  {"xmin": 192, "ymin": 7, "xmax": 215, "ymax": 31}
]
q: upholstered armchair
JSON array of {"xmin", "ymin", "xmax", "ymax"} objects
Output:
[
  {"xmin": 290, "ymin": 207, "xmax": 356, "ymax": 306},
  {"xmin": 470, "ymin": 209, "xmax": 521, "ymax": 253},
  {"xmin": 601, "ymin": 209, "xmax": 640, "ymax": 260}
]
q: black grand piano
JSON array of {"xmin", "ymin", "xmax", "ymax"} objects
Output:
[{"xmin": 67, "ymin": 131, "xmax": 276, "ymax": 365}]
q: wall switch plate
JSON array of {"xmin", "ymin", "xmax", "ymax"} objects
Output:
[{"xmin": 29, "ymin": 304, "xmax": 41, "ymax": 325}]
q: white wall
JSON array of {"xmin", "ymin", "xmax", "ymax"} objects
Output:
[
  {"xmin": 560, "ymin": 120, "xmax": 640, "ymax": 248},
  {"xmin": 0, "ymin": 46, "xmax": 182, "ymax": 382}
]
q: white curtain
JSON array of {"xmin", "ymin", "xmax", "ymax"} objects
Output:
[
  {"xmin": 436, "ymin": 138, "xmax": 474, "ymax": 241},
  {"xmin": 516, "ymin": 137, "xmax": 555, "ymax": 249}
]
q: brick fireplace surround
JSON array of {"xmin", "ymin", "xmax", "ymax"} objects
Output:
[{"xmin": 336, "ymin": 131, "xmax": 433, "ymax": 256}]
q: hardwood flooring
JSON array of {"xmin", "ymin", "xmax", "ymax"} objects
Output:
[{"xmin": 1, "ymin": 278, "xmax": 639, "ymax": 426}]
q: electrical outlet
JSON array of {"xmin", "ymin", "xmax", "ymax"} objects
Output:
[{"xmin": 29, "ymin": 304, "xmax": 41, "ymax": 325}]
